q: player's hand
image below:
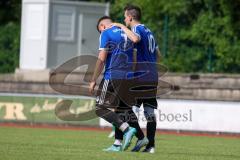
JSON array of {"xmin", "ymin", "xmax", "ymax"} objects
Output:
[
  {"xmin": 112, "ymin": 22, "xmax": 124, "ymax": 28},
  {"xmin": 89, "ymin": 81, "xmax": 96, "ymax": 95}
]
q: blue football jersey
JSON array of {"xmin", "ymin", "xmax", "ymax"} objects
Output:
[
  {"xmin": 132, "ymin": 24, "xmax": 158, "ymax": 82},
  {"xmin": 99, "ymin": 26, "xmax": 134, "ymax": 80}
]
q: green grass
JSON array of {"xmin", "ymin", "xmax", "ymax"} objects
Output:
[{"xmin": 0, "ymin": 127, "xmax": 240, "ymax": 160}]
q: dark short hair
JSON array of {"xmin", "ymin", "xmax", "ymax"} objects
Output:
[
  {"xmin": 124, "ymin": 4, "xmax": 141, "ymax": 21},
  {"xmin": 96, "ymin": 16, "xmax": 112, "ymax": 33}
]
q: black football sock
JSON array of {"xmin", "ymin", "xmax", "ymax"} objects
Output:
[
  {"xmin": 115, "ymin": 127, "xmax": 124, "ymax": 140},
  {"xmin": 146, "ymin": 120, "xmax": 156, "ymax": 148},
  {"xmin": 144, "ymin": 106, "xmax": 156, "ymax": 148}
]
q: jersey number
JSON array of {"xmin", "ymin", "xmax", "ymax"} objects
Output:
[
  {"xmin": 121, "ymin": 33, "xmax": 128, "ymax": 51},
  {"xmin": 148, "ymin": 34, "xmax": 155, "ymax": 53}
]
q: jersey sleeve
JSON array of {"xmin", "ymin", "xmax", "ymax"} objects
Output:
[
  {"xmin": 132, "ymin": 26, "xmax": 141, "ymax": 41},
  {"xmin": 98, "ymin": 31, "xmax": 109, "ymax": 51}
]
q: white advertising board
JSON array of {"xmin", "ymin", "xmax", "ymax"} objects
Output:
[{"xmin": 100, "ymin": 99, "xmax": 240, "ymax": 133}]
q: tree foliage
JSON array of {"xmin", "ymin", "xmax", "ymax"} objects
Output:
[
  {"xmin": 110, "ymin": 0, "xmax": 240, "ymax": 73},
  {"xmin": 0, "ymin": 0, "xmax": 21, "ymax": 73},
  {"xmin": 0, "ymin": 0, "xmax": 239, "ymax": 73}
]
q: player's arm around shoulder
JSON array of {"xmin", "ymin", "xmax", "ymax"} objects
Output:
[{"xmin": 112, "ymin": 23, "xmax": 140, "ymax": 43}]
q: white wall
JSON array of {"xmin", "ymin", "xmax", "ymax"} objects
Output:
[
  {"xmin": 20, "ymin": 0, "xmax": 50, "ymax": 69},
  {"xmin": 20, "ymin": 0, "xmax": 109, "ymax": 70}
]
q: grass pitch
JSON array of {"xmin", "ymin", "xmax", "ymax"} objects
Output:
[{"xmin": 0, "ymin": 126, "xmax": 239, "ymax": 160}]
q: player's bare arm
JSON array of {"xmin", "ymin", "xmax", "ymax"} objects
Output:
[
  {"xmin": 89, "ymin": 50, "xmax": 108, "ymax": 95},
  {"xmin": 112, "ymin": 23, "xmax": 140, "ymax": 43}
]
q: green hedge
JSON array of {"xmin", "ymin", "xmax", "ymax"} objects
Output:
[{"xmin": 0, "ymin": 22, "xmax": 20, "ymax": 73}]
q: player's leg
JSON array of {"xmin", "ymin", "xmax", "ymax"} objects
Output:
[
  {"xmin": 108, "ymin": 125, "xmax": 115, "ymax": 138},
  {"xmin": 113, "ymin": 109, "xmax": 125, "ymax": 149},
  {"xmin": 103, "ymin": 126, "xmax": 122, "ymax": 152},
  {"xmin": 126, "ymin": 109, "xmax": 145, "ymax": 140},
  {"xmin": 117, "ymin": 99, "xmax": 145, "ymax": 140},
  {"xmin": 95, "ymin": 107, "xmax": 129, "ymax": 131},
  {"xmin": 95, "ymin": 79, "xmax": 136, "ymax": 142},
  {"xmin": 119, "ymin": 108, "xmax": 145, "ymax": 150},
  {"xmin": 142, "ymin": 98, "xmax": 157, "ymax": 153},
  {"xmin": 104, "ymin": 112, "xmax": 123, "ymax": 151},
  {"xmin": 97, "ymin": 79, "xmax": 136, "ymax": 151},
  {"xmin": 108, "ymin": 109, "xmax": 145, "ymax": 151},
  {"xmin": 97, "ymin": 110, "xmax": 136, "ymax": 152},
  {"xmin": 131, "ymin": 99, "xmax": 149, "ymax": 152},
  {"xmin": 104, "ymin": 102, "xmax": 145, "ymax": 151}
]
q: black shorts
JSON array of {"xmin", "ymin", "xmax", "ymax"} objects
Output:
[
  {"xmin": 96, "ymin": 79, "xmax": 158, "ymax": 109},
  {"xmin": 136, "ymin": 98, "xmax": 157, "ymax": 109},
  {"xmin": 96, "ymin": 79, "xmax": 131, "ymax": 111},
  {"xmin": 134, "ymin": 85, "xmax": 158, "ymax": 109}
]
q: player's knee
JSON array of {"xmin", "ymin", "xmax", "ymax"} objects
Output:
[
  {"xmin": 95, "ymin": 107, "xmax": 101, "ymax": 117},
  {"xmin": 95, "ymin": 105, "xmax": 105, "ymax": 117},
  {"xmin": 144, "ymin": 106, "xmax": 156, "ymax": 122}
]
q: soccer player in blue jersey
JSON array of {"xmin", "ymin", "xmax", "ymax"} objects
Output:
[
  {"xmin": 112, "ymin": 5, "xmax": 162, "ymax": 153},
  {"xmin": 89, "ymin": 16, "xmax": 144, "ymax": 151}
]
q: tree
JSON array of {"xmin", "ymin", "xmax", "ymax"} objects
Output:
[
  {"xmin": 110, "ymin": 0, "xmax": 240, "ymax": 73},
  {"xmin": 0, "ymin": 0, "xmax": 21, "ymax": 73},
  {"xmin": 0, "ymin": 0, "xmax": 21, "ymax": 25}
]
